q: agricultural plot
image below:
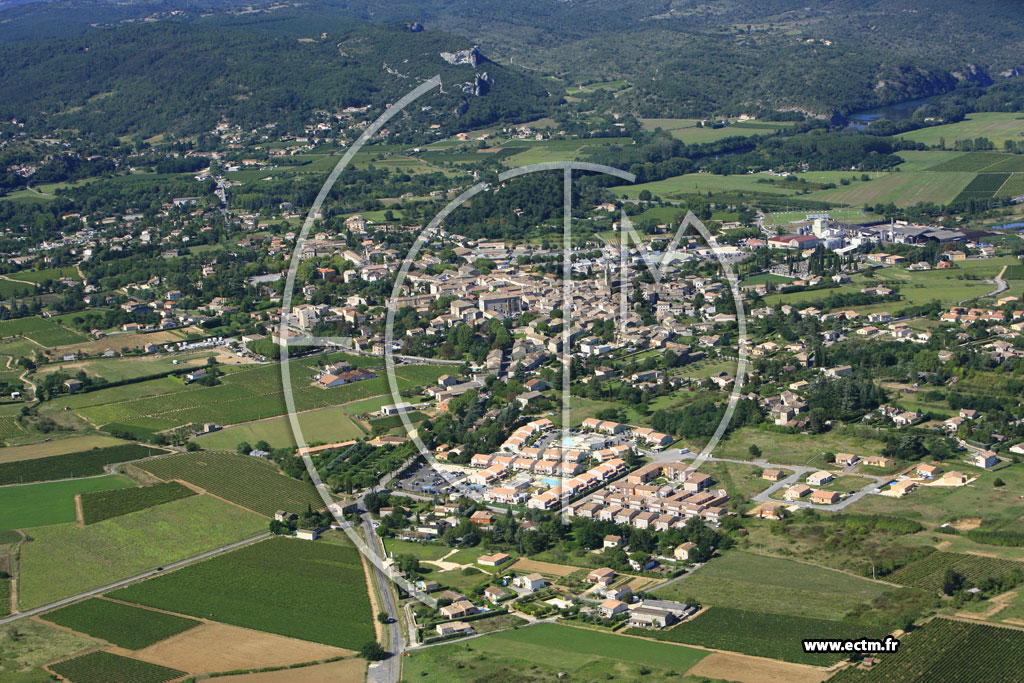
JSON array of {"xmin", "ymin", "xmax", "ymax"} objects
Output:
[
  {"xmin": 0, "ymin": 278, "xmax": 35, "ymax": 298},
  {"xmin": 952, "ymin": 173, "xmax": 1010, "ymax": 203},
  {"xmin": 654, "ymin": 551, "xmax": 892, "ymax": 619},
  {"xmin": 405, "ymin": 623, "xmax": 707, "ymax": 681},
  {"xmin": 885, "ymin": 551, "xmax": 1023, "ymax": 591},
  {"xmin": 612, "ymin": 172, "xmax": 798, "ymax": 200},
  {"xmin": 74, "ymin": 357, "xmax": 441, "ymax": 432},
  {"xmin": 136, "ymin": 451, "xmax": 323, "ymax": 516},
  {"xmin": 193, "ymin": 404, "xmax": 364, "ymax": 450},
  {"xmin": 0, "ymin": 474, "xmax": 133, "ymax": 530},
  {"xmin": 801, "ymin": 171, "xmax": 974, "ymax": 208},
  {"xmin": 80, "ymin": 481, "xmax": 196, "ymax": 524},
  {"xmin": 42, "ymin": 598, "xmax": 200, "ymax": 649},
  {"xmin": 996, "ymin": 173, "xmax": 1024, "ymax": 198},
  {"xmin": 0, "ymin": 435, "xmax": 129, "ymax": 464},
  {"xmin": 18, "ymin": 494, "xmax": 265, "ymax": 609},
  {"xmin": 0, "ymin": 577, "xmax": 9, "ymax": 617},
  {"xmin": 49, "ymin": 651, "xmax": 185, "ymax": 683},
  {"xmin": 111, "ymin": 537, "xmax": 373, "ymax": 650},
  {"xmin": 829, "ymin": 618, "xmax": 1024, "ymax": 682},
  {"xmin": 634, "ymin": 607, "xmax": 890, "ymax": 665},
  {"xmin": 926, "ymin": 152, "xmax": 1022, "ymax": 172},
  {"xmin": 8, "ymin": 267, "xmax": 81, "ymax": 283},
  {"xmin": 0, "ymin": 415, "xmax": 24, "ymax": 440},
  {"xmin": 897, "ymin": 113, "xmax": 1024, "ymax": 148},
  {"xmin": 0, "ymin": 443, "xmax": 164, "ymax": 485}
]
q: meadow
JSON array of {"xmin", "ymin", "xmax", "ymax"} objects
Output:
[
  {"xmin": 80, "ymin": 481, "xmax": 196, "ymax": 524},
  {"xmin": 49, "ymin": 650, "xmax": 184, "ymax": 683},
  {"xmin": 0, "ymin": 434, "xmax": 129, "ymax": 463},
  {"xmin": 0, "ymin": 619, "xmax": 98, "ymax": 682},
  {"xmin": 136, "ymin": 451, "xmax": 324, "ymax": 516},
  {"xmin": 17, "ymin": 494, "xmax": 265, "ymax": 609},
  {"xmin": 0, "ymin": 443, "xmax": 164, "ymax": 485},
  {"xmin": 829, "ymin": 618, "xmax": 1024, "ymax": 682},
  {"xmin": 36, "ymin": 352, "xmax": 215, "ymax": 383},
  {"xmin": 634, "ymin": 606, "xmax": 890, "ymax": 665},
  {"xmin": 404, "ymin": 623, "xmax": 708, "ymax": 681},
  {"xmin": 639, "ymin": 117, "xmax": 794, "ymax": 143},
  {"xmin": 655, "ymin": 551, "xmax": 892, "ymax": 619},
  {"xmin": 111, "ymin": 537, "xmax": 373, "ymax": 650},
  {"xmin": 0, "ymin": 474, "xmax": 133, "ymax": 530},
  {"xmin": 70, "ymin": 357, "xmax": 442, "ymax": 433},
  {"xmin": 896, "ymin": 112, "xmax": 1024, "ymax": 148},
  {"xmin": 193, "ymin": 404, "xmax": 365, "ymax": 450},
  {"xmin": 801, "ymin": 170, "xmax": 973, "ymax": 208},
  {"xmin": 42, "ymin": 598, "xmax": 200, "ymax": 649},
  {"xmin": 712, "ymin": 426, "xmax": 885, "ymax": 466}
]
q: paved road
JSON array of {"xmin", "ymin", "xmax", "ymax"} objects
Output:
[
  {"xmin": 0, "ymin": 532, "xmax": 271, "ymax": 626},
  {"xmin": 667, "ymin": 450, "xmax": 889, "ymax": 511},
  {"xmin": 362, "ymin": 499, "xmax": 404, "ymax": 683}
]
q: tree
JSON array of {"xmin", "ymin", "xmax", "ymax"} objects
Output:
[
  {"xmin": 377, "ymin": 611, "xmax": 391, "ymax": 624},
  {"xmin": 360, "ymin": 641, "xmax": 387, "ymax": 661},
  {"xmin": 993, "ymin": 477, "xmax": 1005, "ymax": 487},
  {"xmin": 236, "ymin": 441, "xmax": 252, "ymax": 455},
  {"xmin": 748, "ymin": 444, "xmax": 762, "ymax": 458},
  {"xmin": 942, "ymin": 567, "xmax": 965, "ymax": 595}
]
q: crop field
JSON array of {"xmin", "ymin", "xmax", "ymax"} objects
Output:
[
  {"xmin": 926, "ymin": 152, "xmax": 1024, "ymax": 173},
  {"xmin": 952, "ymin": 173, "xmax": 1011, "ymax": 202},
  {"xmin": 193, "ymin": 404, "xmax": 365, "ymax": 450},
  {"xmin": 897, "ymin": 113, "xmax": 1024, "ymax": 148},
  {"xmin": 801, "ymin": 171, "xmax": 974, "ymax": 208},
  {"xmin": 17, "ymin": 494, "xmax": 265, "ymax": 609},
  {"xmin": 639, "ymin": 117, "xmax": 793, "ymax": 143},
  {"xmin": 80, "ymin": 481, "xmax": 196, "ymax": 524},
  {"xmin": 612, "ymin": 172, "xmax": 798, "ymax": 200},
  {"xmin": 111, "ymin": 537, "xmax": 373, "ymax": 649},
  {"xmin": 9, "ymin": 267, "xmax": 81, "ymax": 283},
  {"xmin": 37, "ymin": 353, "xmax": 214, "ymax": 383},
  {"xmin": 136, "ymin": 451, "xmax": 323, "ymax": 516},
  {"xmin": 885, "ymin": 551, "xmax": 1023, "ymax": 591},
  {"xmin": 996, "ymin": 173, "xmax": 1024, "ymax": 198},
  {"xmin": 405, "ymin": 623, "xmax": 707, "ymax": 681},
  {"xmin": 0, "ymin": 278, "xmax": 35, "ymax": 298},
  {"xmin": 0, "ymin": 315, "xmax": 87, "ymax": 346},
  {"xmin": 49, "ymin": 650, "xmax": 185, "ymax": 683},
  {"xmin": 42, "ymin": 598, "xmax": 200, "ymax": 649},
  {"xmin": 654, "ymin": 551, "xmax": 892, "ymax": 619},
  {"xmin": 634, "ymin": 606, "xmax": 889, "ymax": 665},
  {"xmin": 0, "ymin": 415, "xmax": 24, "ymax": 440},
  {"xmin": 829, "ymin": 618, "xmax": 1024, "ymax": 682},
  {"xmin": 73, "ymin": 357, "xmax": 442, "ymax": 431},
  {"xmin": 0, "ymin": 577, "xmax": 9, "ymax": 617},
  {"xmin": 0, "ymin": 474, "xmax": 133, "ymax": 530},
  {"xmin": 0, "ymin": 443, "xmax": 164, "ymax": 485}
]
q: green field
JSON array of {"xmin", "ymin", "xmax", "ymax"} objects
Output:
[
  {"xmin": 42, "ymin": 598, "xmax": 200, "ymax": 649},
  {"xmin": 8, "ymin": 267, "xmax": 81, "ymax": 284},
  {"xmin": 49, "ymin": 650, "xmax": 184, "ymax": 683},
  {"xmin": 70, "ymin": 357, "xmax": 441, "ymax": 432},
  {"xmin": 136, "ymin": 451, "xmax": 324, "ymax": 516},
  {"xmin": 801, "ymin": 171, "xmax": 974, "ymax": 208},
  {"xmin": 634, "ymin": 606, "xmax": 889, "ymax": 665},
  {"xmin": 885, "ymin": 551, "xmax": 1024, "ymax": 591},
  {"xmin": 404, "ymin": 623, "xmax": 707, "ymax": 681},
  {"xmin": 655, "ymin": 551, "xmax": 893, "ymax": 619},
  {"xmin": 17, "ymin": 494, "xmax": 265, "ymax": 609},
  {"xmin": 80, "ymin": 481, "xmax": 196, "ymax": 525},
  {"xmin": 0, "ymin": 474, "xmax": 133, "ymax": 530},
  {"xmin": 0, "ymin": 619, "xmax": 99, "ymax": 681},
  {"xmin": 0, "ymin": 432, "xmax": 130, "ymax": 464},
  {"xmin": 112, "ymin": 536, "xmax": 373, "ymax": 650},
  {"xmin": 996, "ymin": 173, "xmax": 1024, "ymax": 198},
  {"xmin": 383, "ymin": 538, "xmax": 452, "ymax": 561},
  {"xmin": 0, "ymin": 316, "xmax": 87, "ymax": 347},
  {"xmin": 613, "ymin": 172, "xmax": 798, "ymax": 200},
  {"xmin": 0, "ymin": 577, "xmax": 9, "ymax": 617},
  {"xmin": 829, "ymin": 618, "xmax": 1024, "ymax": 683},
  {"xmin": 740, "ymin": 273, "xmax": 794, "ymax": 286},
  {"xmin": 0, "ymin": 443, "xmax": 165, "ymax": 485},
  {"xmin": 897, "ymin": 113, "xmax": 1024, "ymax": 148},
  {"xmin": 36, "ymin": 353, "xmax": 215, "ymax": 383},
  {"xmin": 639, "ymin": 117, "xmax": 794, "ymax": 143},
  {"xmin": 926, "ymin": 151, "xmax": 1024, "ymax": 173},
  {"xmin": 711, "ymin": 426, "xmax": 885, "ymax": 466},
  {"xmin": 193, "ymin": 404, "xmax": 365, "ymax": 450}
]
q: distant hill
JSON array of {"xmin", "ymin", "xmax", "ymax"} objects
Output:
[
  {"xmin": 2, "ymin": 0, "xmax": 1022, "ymax": 118},
  {"xmin": 0, "ymin": 13, "xmax": 555, "ymax": 137}
]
